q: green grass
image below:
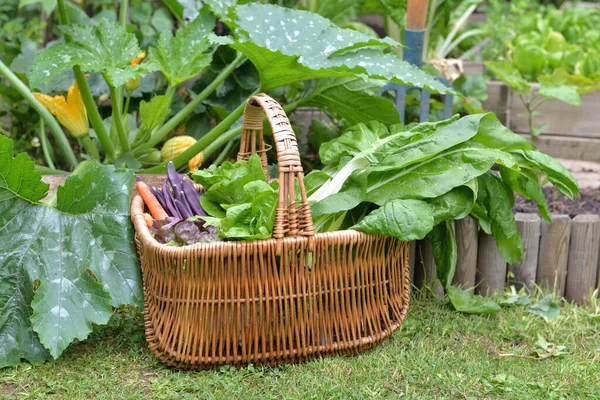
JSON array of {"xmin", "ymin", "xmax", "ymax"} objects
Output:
[{"xmin": 2, "ymin": 291, "xmax": 599, "ymax": 400}]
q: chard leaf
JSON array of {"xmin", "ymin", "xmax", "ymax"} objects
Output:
[
  {"xmin": 30, "ymin": 20, "xmax": 157, "ymax": 88},
  {"xmin": 512, "ymin": 150, "xmax": 579, "ymax": 199},
  {"xmin": 428, "ymin": 221, "xmax": 457, "ymax": 291},
  {"xmin": 304, "ymin": 170, "xmax": 331, "ymax": 196},
  {"xmin": 148, "ymin": 12, "xmax": 223, "ymax": 86},
  {"xmin": 230, "ymin": 4, "xmax": 449, "ymax": 93},
  {"xmin": 485, "ymin": 61, "xmax": 530, "ymax": 95},
  {"xmin": 0, "ymin": 136, "xmax": 140, "ymax": 365},
  {"xmin": 298, "ymin": 77, "xmax": 400, "ymax": 125},
  {"xmin": 373, "ymin": 113, "xmax": 501, "ymax": 172},
  {"xmin": 311, "ymin": 113, "xmax": 515, "ymax": 205},
  {"xmin": 447, "ymin": 286, "xmax": 501, "ymax": 314},
  {"xmin": 319, "ymin": 122, "xmax": 382, "ymax": 165},
  {"xmin": 364, "ymin": 146, "xmax": 516, "ymax": 204},
  {"xmin": 310, "ymin": 185, "xmax": 364, "ymax": 217},
  {"xmin": 475, "ymin": 173, "xmax": 523, "ymax": 264},
  {"xmin": 499, "ymin": 166, "xmax": 551, "ymax": 222},
  {"xmin": 427, "ymin": 184, "xmax": 477, "ymax": 225},
  {"xmin": 352, "ymin": 199, "xmax": 434, "ymax": 241},
  {"xmin": 469, "ymin": 114, "xmax": 532, "ymax": 151}
]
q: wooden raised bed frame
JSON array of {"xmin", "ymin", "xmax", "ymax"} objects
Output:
[{"xmin": 415, "ymin": 214, "xmax": 600, "ymax": 303}]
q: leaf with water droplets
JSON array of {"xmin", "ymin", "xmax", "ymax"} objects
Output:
[
  {"xmin": 0, "ymin": 136, "xmax": 141, "ymax": 366},
  {"xmin": 230, "ymin": 4, "xmax": 450, "ymax": 93},
  {"xmin": 30, "ymin": 19, "xmax": 158, "ymax": 89},
  {"xmin": 148, "ymin": 11, "xmax": 226, "ymax": 86}
]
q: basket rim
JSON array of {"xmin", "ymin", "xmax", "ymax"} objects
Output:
[{"xmin": 131, "ymin": 192, "xmax": 392, "ymax": 254}]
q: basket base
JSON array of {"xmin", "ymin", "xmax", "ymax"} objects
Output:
[
  {"xmin": 139, "ymin": 233, "xmax": 410, "ymax": 370},
  {"xmin": 143, "ymin": 298, "xmax": 408, "ymax": 370}
]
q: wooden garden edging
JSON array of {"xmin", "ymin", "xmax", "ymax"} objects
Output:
[{"xmin": 414, "ymin": 214, "xmax": 600, "ymax": 303}]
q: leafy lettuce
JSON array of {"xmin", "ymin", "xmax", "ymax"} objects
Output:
[{"xmin": 192, "ymin": 155, "xmax": 279, "ymax": 240}]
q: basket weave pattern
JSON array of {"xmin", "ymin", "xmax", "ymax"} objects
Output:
[{"xmin": 131, "ymin": 94, "xmax": 410, "ymax": 369}]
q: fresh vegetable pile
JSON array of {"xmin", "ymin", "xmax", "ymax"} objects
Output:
[
  {"xmin": 137, "ymin": 163, "xmax": 218, "ymax": 246},
  {"xmin": 137, "ymin": 155, "xmax": 278, "ymax": 245}
]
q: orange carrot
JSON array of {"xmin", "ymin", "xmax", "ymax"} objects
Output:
[
  {"xmin": 137, "ymin": 181, "xmax": 168, "ymax": 220},
  {"xmin": 142, "ymin": 213, "xmax": 153, "ymax": 227}
]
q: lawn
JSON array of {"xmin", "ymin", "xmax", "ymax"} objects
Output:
[{"xmin": 2, "ymin": 290, "xmax": 599, "ymax": 400}]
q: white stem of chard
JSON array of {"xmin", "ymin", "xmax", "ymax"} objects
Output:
[{"xmin": 309, "ymin": 157, "xmax": 370, "ymax": 202}]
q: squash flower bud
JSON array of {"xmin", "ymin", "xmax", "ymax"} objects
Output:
[
  {"xmin": 125, "ymin": 51, "xmax": 146, "ymax": 92},
  {"xmin": 161, "ymin": 135, "xmax": 204, "ymax": 172}
]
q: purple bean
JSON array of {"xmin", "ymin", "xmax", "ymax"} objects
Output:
[
  {"xmin": 174, "ymin": 199, "xmax": 192, "ymax": 219},
  {"xmin": 162, "ymin": 180, "xmax": 182, "ymax": 219},
  {"xmin": 167, "ymin": 162, "xmax": 184, "ymax": 201},
  {"xmin": 181, "ymin": 179, "xmax": 206, "ymax": 216}
]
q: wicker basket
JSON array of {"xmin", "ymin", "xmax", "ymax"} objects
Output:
[{"xmin": 131, "ymin": 94, "xmax": 410, "ymax": 369}]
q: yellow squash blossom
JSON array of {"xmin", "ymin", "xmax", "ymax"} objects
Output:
[
  {"xmin": 125, "ymin": 51, "xmax": 147, "ymax": 92},
  {"xmin": 161, "ymin": 135, "xmax": 204, "ymax": 172},
  {"xmin": 34, "ymin": 81, "xmax": 89, "ymax": 139}
]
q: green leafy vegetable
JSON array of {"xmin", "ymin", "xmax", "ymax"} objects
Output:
[
  {"xmin": 352, "ymin": 199, "xmax": 434, "ymax": 241},
  {"xmin": 0, "ymin": 136, "xmax": 141, "ymax": 366},
  {"xmin": 192, "ymin": 155, "xmax": 278, "ymax": 240},
  {"xmin": 499, "ymin": 166, "xmax": 551, "ymax": 222},
  {"xmin": 474, "ymin": 173, "xmax": 522, "ymax": 264},
  {"xmin": 428, "ymin": 221, "xmax": 457, "ymax": 291},
  {"xmin": 307, "ymin": 112, "xmax": 576, "ymax": 303},
  {"xmin": 512, "ymin": 150, "xmax": 578, "ymax": 199},
  {"xmin": 309, "ymin": 113, "xmax": 519, "ymax": 207}
]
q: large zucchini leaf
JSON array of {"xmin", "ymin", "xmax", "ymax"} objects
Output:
[
  {"xmin": 0, "ymin": 136, "xmax": 140, "ymax": 367},
  {"xmin": 230, "ymin": 3, "xmax": 450, "ymax": 94}
]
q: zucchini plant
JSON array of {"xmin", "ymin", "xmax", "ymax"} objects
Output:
[{"xmin": 1, "ymin": 0, "xmax": 449, "ymax": 173}]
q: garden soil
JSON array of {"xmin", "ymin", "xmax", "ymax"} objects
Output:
[{"xmin": 513, "ymin": 159, "xmax": 600, "ymax": 218}]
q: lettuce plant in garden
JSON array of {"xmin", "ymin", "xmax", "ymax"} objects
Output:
[{"xmin": 482, "ymin": 4, "xmax": 600, "ymax": 145}]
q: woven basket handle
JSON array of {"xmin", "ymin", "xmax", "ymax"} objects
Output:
[{"xmin": 237, "ymin": 94, "xmax": 314, "ymax": 245}]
